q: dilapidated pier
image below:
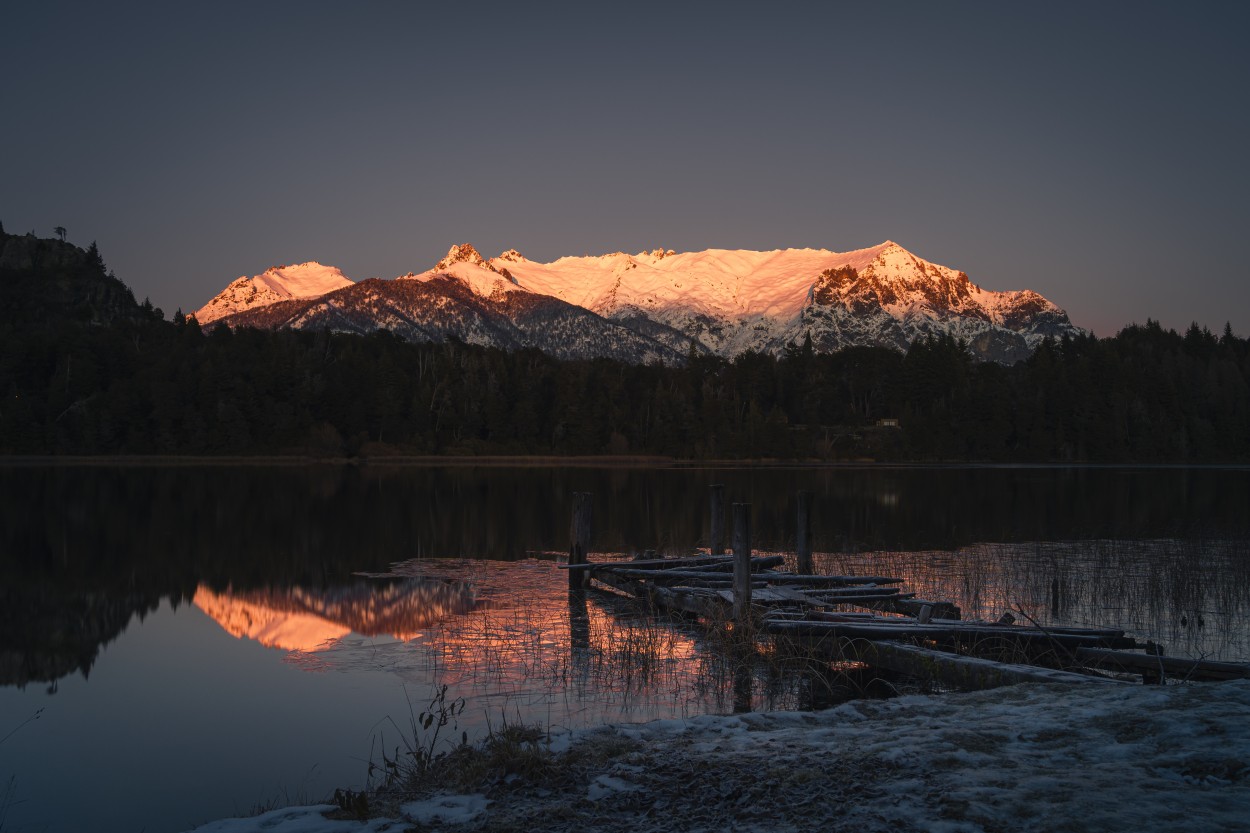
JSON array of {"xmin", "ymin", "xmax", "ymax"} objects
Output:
[{"xmin": 560, "ymin": 487, "xmax": 1250, "ymax": 690}]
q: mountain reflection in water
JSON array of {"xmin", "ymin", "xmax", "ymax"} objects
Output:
[
  {"xmin": 193, "ymin": 578, "xmax": 480, "ymax": 652},
  {"xmin": 3, "ymin": 464, "xmax": 1249, "ymax": 833}
]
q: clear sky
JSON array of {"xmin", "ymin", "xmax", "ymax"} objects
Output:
[{"xmin": 3, "ymin": 1, "xmax": 1248, "ymax": 337}]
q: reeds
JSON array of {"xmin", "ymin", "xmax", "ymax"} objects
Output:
[
  {"xmin": 818, "ymin": 538, "xmax": 1250, "ymax": 661},
  {"xmin": 340, "ymin": 536, "xmax": 1250, "ymax": 781}
]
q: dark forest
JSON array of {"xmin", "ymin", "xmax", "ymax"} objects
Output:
[{"xmin": 3, "ymin": 231, "xmax": 1248, "ymax": 462}]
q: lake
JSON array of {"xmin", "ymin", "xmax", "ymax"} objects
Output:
[{"xmin": 2, "ymin": 463, "xmax": 1248, "ymax": 832}]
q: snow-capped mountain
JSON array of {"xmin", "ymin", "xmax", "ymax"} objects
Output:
[
  {"xmin": 194, "ymin": 261, "xmax": 353, "ymax": 324},
  {"xmin": 214, "ymin": 266, "xmax": 691, "ymax": 364},
  {"xmin": 487, "ymin": 241, "xmax": 1081, "ymax": 362},
  {"xmin": 200, "ymin": 242, "xmax": 1083, "ymax": 362}
]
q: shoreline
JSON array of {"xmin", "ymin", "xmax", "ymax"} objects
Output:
[
  {"xmin": 190, "ymin": 679, "xmax": 1250, "ymax": 833},
  {"xmin": 3, "ymin": 454, "xmax": 1249, "ymax": 471}
]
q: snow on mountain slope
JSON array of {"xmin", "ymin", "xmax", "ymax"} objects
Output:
[
  {"xmin": 194, "ymin": 261, "xmax": 353, "ymax": 324},
  {"xmin": 214, "ymin": 271, "xmax": 690, "ymax": 365},
  {"xmin": 399, "ymin": 244, "xmax": 525, "ymax": 300},
  {"xmin": 489, "ymin": 240, "xmax": 1081, "ymax": 361},
  {"xmin": 198, "ymin": 241, "xmax": 1082, "ymax": 363},
  {"xmin": 494, "ymin": 243, "xmax": 892, "ymax": 320}
]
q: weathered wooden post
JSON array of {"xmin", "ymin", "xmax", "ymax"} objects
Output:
[
  {"xmin": 732, "ymin": 502, "xmax": 752, "ymax": 625},
  {"xmin": 796, "ymin": 490, "xmax": 813, "ymax": 575},
  {"xmin": 569, "ymin": 492, "xmax": 592, "ymax": 591},
  {"xmin": 709, "ymin": 484, "xmax": 725, "ymax": 555}
]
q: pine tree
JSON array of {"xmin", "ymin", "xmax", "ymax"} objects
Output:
[{"xmin": 85, "ymin": 242, "xmax": 107, "ymax": 276}]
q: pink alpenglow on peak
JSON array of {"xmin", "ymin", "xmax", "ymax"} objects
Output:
[
  {"xmin": 195, "ymin": 261, "xmax": 353, "ymax": 324},
  {"xmin": 399, "ymin": 243, "xmax": 523, "ymax": 296},
  {"xmin": 434, "ymin": 243, "xmax": 491, "ymax": 272},
  {"xmin": 196, "ymin": 240, "xmax": 1083, "ymax": 363}
]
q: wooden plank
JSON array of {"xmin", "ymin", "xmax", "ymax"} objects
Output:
[
  {"xmin": 859, "ymin": 598, "xmax": 961, "ymax": 620},
  {"xmin": 683, "ymin": 555, "xmax": 789, "ymax": 573},
  {"xmin": 757, "ymin": 585, "xmax": 846, "ymax": 606},
  {"xmin": 717, "ymin": 587, "xmax": 810, "ymax": 604},
  {"xmin": 599, "ymin": 558, "xmax": 786, "ymax": 582},
  {"xmin": 753, "ymin": 573, "xmax": 903, "ymax": 587},
  {"xmin": 1075, "ymin": 647, "xmax": 1250, "ymax": 681},
  {"xmin": 590, "ymin": 568, "xmax": 725, "ymax": 618},
  {"xmin": 764, "ymin": 619, "xmax": 1135, "ymax": 648},
  {"xmin": 790, "ymin": 584, "xmax": 901, "ymax": 597},
  {"xmin": 560, "ymin": 554, "xmax": 732, "ymax": 571},
  {"xmin": 718, "ymin": 588, "xmax": 908, "ymax": 608},
  {"xmin": 665, "ymin": 580, "xmax": 768, "ymax": 590},
  {"xmin": 855, "ymin": 641, "xmax": 1125, "ymax": 689}
]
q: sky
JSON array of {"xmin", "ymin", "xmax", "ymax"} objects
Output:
[{"xmin": 3, "ymin": 1, "xmax": 1249, "ymax": 337}]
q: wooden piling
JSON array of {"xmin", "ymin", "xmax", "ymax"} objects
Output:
[
  {"xmin": 569, "ymin": 492, "xmax": 592, "ymax": 591},
  {"xmin": 732, "ymin": 502, "xmax": 752, "ymax": 624},
  {"xmin": 709, "ymin": 485, "xmax": 725, "ymax": 555},
  {"xmin": 796, "ymin": 491, "xmax": 813, "ymax": 575}
]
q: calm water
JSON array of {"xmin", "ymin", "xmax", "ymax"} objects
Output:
[{"xmin": 2, "ymin": 464, "xmax": 1249, "ymax": 832}]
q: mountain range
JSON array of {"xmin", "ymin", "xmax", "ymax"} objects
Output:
[{"xmin": 195, "ymin": 241, "xmax": 1083, "ymax": 363}]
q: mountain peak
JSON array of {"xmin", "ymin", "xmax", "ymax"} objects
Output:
[
  {"xmin": 435, "ymin": 243, "xmax": 491, "ymax": 272},
  {"xmin": 874, "ymin": 240, "xmax": 910, "ymax": 256},
  {"xmin": 197, "ymin": 239, "xmax": 1081, "ymax": 363},
  {"xmin": 194, "ymin": 261, "xmax": 352, "ymax": 324}
]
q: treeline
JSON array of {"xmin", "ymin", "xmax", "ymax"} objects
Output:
[
  {"xmin": 3, "ymin": 306, "xmax": 1248, "ymax": 462},
  {"xmin": 3, "ymin": 230, "xmax": 1248, "ymax": 461}
]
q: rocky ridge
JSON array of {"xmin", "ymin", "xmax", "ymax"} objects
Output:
[{"xmin": 198, "ymin": 241, "xmax": 1084, "ymax": 363}]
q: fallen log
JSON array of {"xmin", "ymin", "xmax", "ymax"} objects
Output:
[
  {"xmin": 1074, "ymin": 647, "xmax": 1250, "ymax": 682},
  {"xmin": 751, "ymin": 573, "xmax": 903, "ymax": 587},
  {"xmin": 601, "ymin": 563, "xmax": 785, "ymax": 583},
  {"xmin": 764, "ymin": 619, "xmax": 1136, "ymax": 649},
  {"xmin": 790, "ymin": 585, "xmax": 903, "ymax": 598},
  {"xmin": 861, "ymin": 598, "xmax": 962, "ymax": 620},
  {"xmin": 577, "ymin": 556, "xmax": 787, "ymax": 577},
  {"xmin": 589, "ymin": 567, "xmax": 726, "ymax": 618},
  {"xmin": 855, "ymin": 640, "xmax": 1125, "ymax": 689},
  {"xmin": 560, "ymin": 554, "xmax": 733, "ymax": 571}
]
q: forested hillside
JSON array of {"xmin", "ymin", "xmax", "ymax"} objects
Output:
[{"xmin": 3, "ymin": 232, "xmax": 1247, "ymax": 461}]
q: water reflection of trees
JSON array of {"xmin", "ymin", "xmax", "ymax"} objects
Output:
[
  {"xmin": 3, "ymin": 464, "xmax": 1248, "ymax": 686},
  {"xmin": 0, "ymin": 582, "xmax": 162, "ymax": 689}
]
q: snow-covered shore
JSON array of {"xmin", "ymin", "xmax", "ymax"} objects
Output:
[{"xmin": 190, "ymin": 680, "xmax": 1250, "ymax": 833}]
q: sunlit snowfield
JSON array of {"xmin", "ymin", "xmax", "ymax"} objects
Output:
[{"xmin": 1, "ymin": 464, "xmax": 1247, "ymax": 832}]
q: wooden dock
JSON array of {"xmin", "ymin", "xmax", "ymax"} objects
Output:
[{"xmin": 560, "ymin": 488, "xmax": 1250, "ymax": 691}]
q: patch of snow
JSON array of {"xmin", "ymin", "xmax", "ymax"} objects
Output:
[
  {"xmin": 587, "ymin": 775, "xmax": 642, "ymax": 801},
  {"xmin": 185, "ymin": 804, "xmax": 403, "ymax": 832},
  {"xmin": 400, "ymin": 793, "xmax": 492, "ymax": 824}
]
